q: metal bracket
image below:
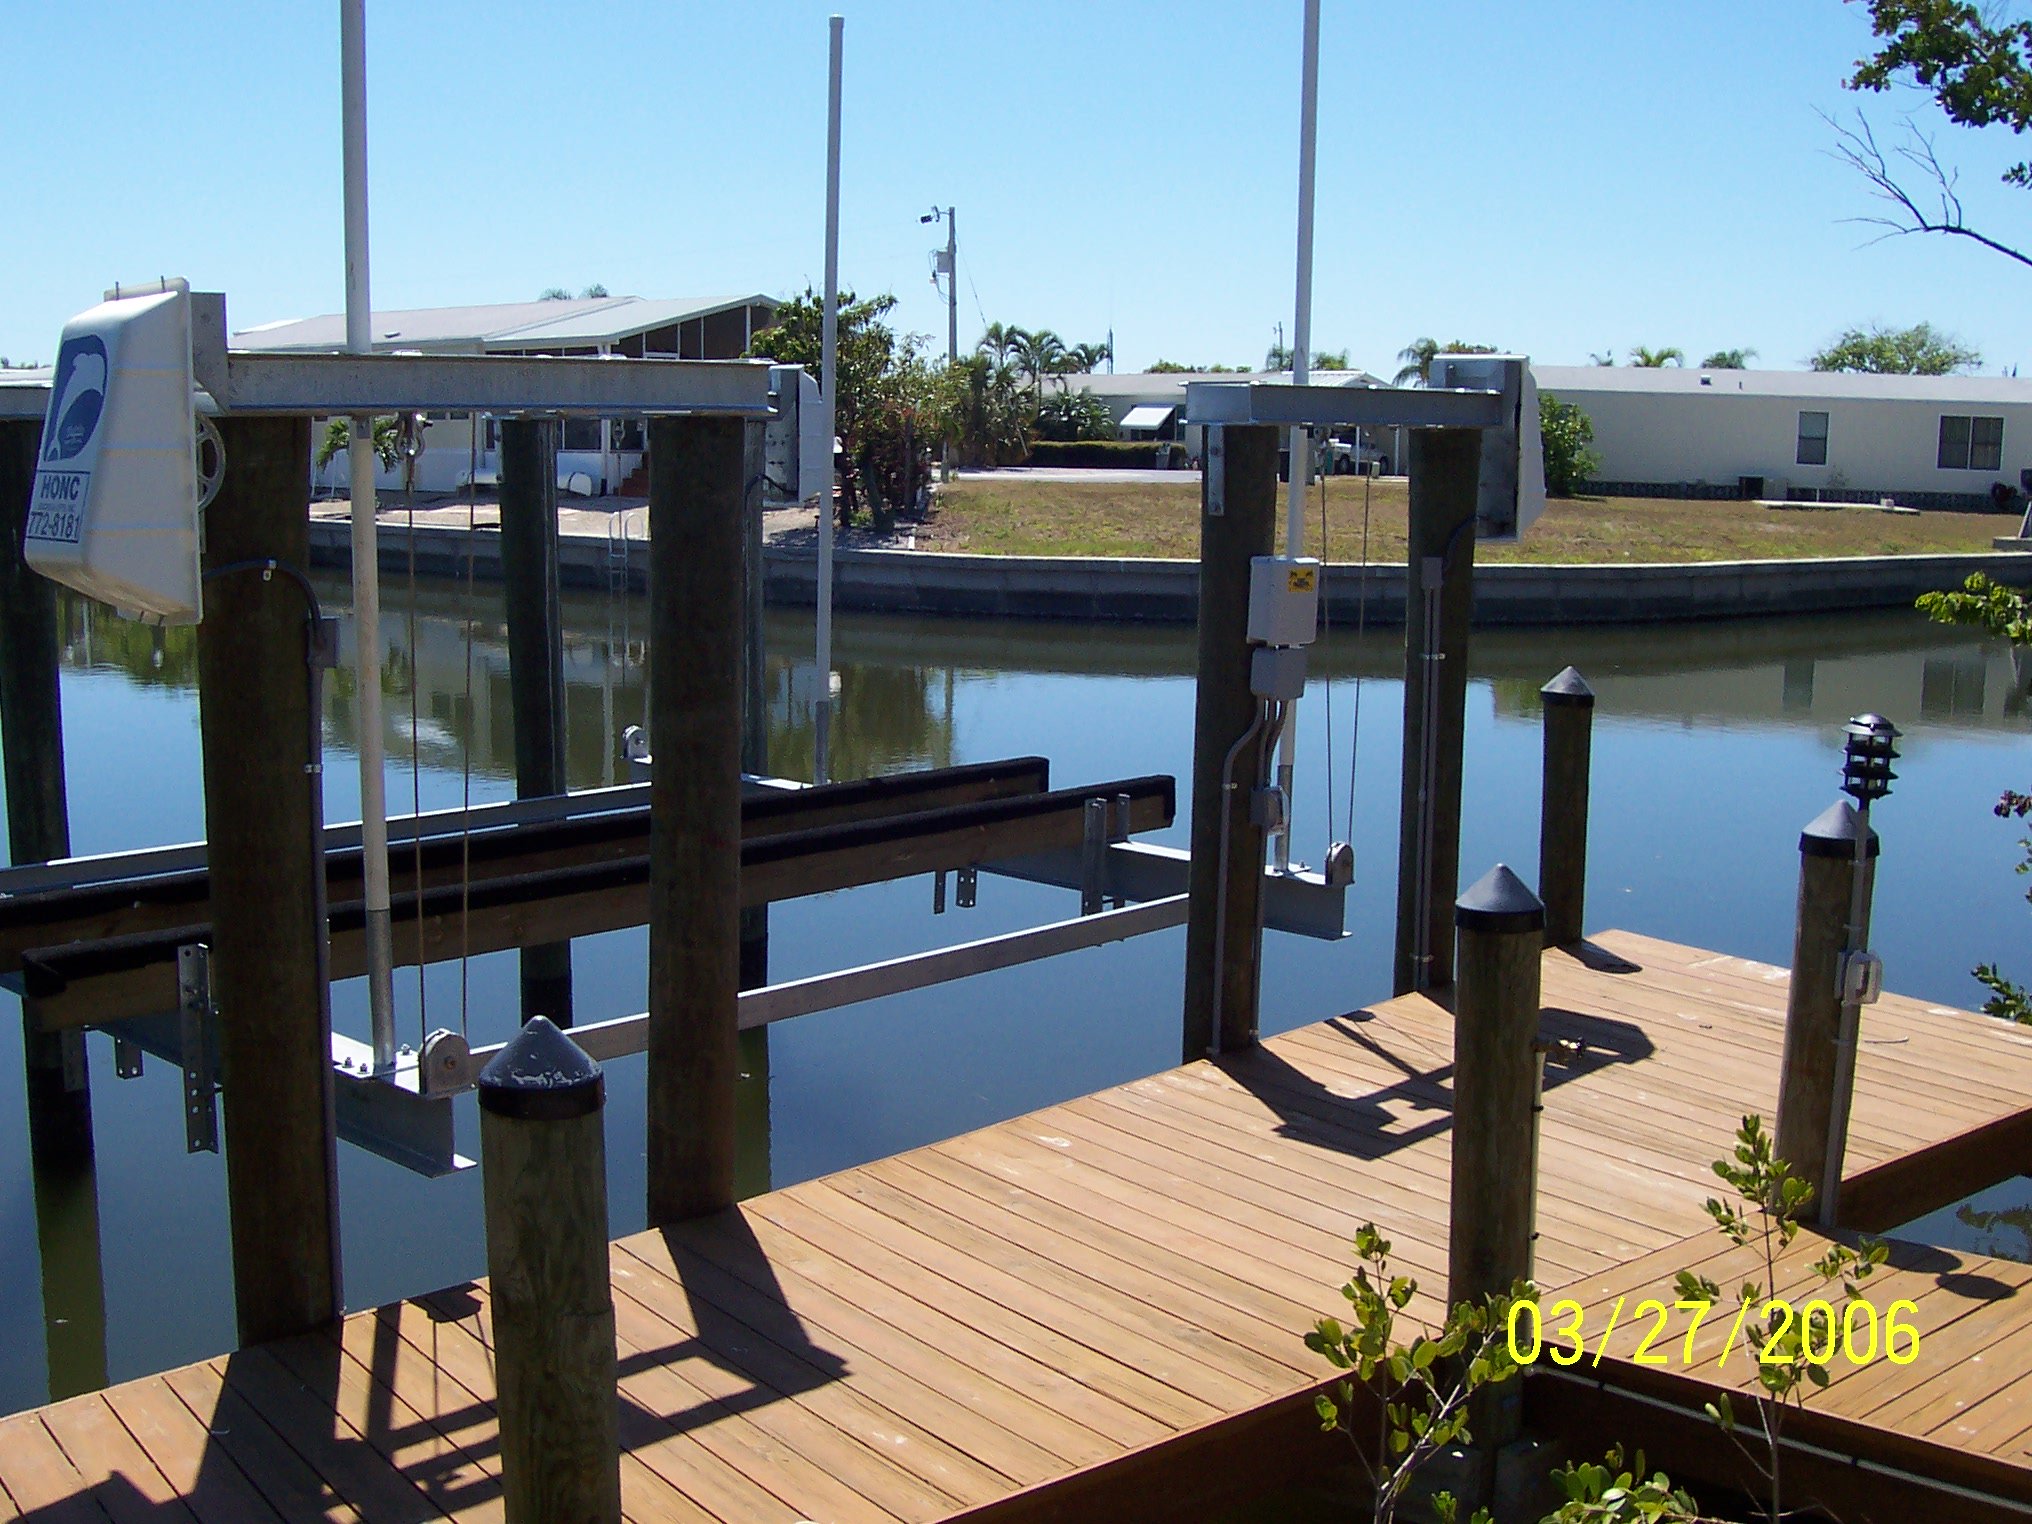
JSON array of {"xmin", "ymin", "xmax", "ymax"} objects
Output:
[
  {"xmin": 112, "ymin": 1037, "xmax": 143, "ymax": 1079},
  {"xmin": 956, "ymin": 865, "xmax": 978, "ymax": 909},
  {"xmin": 933, "ymin": 869, "xmax": 948, "ymax": 915},
  {"xmin": 177, "ymin": 943, "xmax": 220, "ymax": 1154},
  {"xmin": 1206, "ymin": 426, "xmax": 1225, "ymax": 517}
]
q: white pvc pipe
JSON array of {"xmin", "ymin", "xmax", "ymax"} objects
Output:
[
  {"xmin": 341, "ymin": 0, "xmax": 396, "ymax": 1069},
  {"xmin": 1275, "ymin": 0, "xmax": 1321, "ymax": 873},
  {"xmin": 816, "ymin": 13, "xmax": 843, "ymax": 784}
]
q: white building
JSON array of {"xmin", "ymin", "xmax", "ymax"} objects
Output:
[
  {"xmin": 233, "ymin": 293, "xmax": 779, "ymax": 497},
  {"xmin": 1532, "ymin": 365, "xmax": 2032, "ymax": 509}
]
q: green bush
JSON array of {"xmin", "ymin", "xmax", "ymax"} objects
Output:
[
  {"xmin": 1027, "ymin": 439, "xmax": 1188, "ymax": 468},
  {"xmin": 1538, "ymin": 393, "xmax": 1601, "ymax": 498}
]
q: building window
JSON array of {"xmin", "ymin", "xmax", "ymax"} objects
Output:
[
  {"xmin": 1796, "ymin": 410, "xmax": 1829, "ymax": 467},
  {"xmin": 1939, "ymin": 414, "xmax": 2004, "ymax": 471},
  {"xmin": 562, "ymin": 416, "xmax": 603, "ymax": 452}
]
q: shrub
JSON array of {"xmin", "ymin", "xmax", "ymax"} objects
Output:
[
  {"xmin": 1539, "ymin": 393, "xmax": 1601, "ymax": 498},
  {"xmin": 1026, "ymin": 439, "xmax": 1187, "ymax": 468}
]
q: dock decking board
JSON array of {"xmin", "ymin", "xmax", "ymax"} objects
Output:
[{"xmin": 6, "ymin": 930, "xmax": 2032, "ymax": 1522}]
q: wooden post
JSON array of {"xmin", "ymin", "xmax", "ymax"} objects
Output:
[
  {"xmin": 645, "ymin": 415, "xmax": 748, "ymax": 1223},
  {"xmin": 478, "ymin": 1016, "xmax": 620, "ymax": 1524},
  {"xmin": 737, "ymin": 420, "xmax": 772, "ymax": 1198},
  {"xmin": 1538, "ymin": 667, "xmax": 1594, "ymax": 948},
  {"xmin": 2, "ymin": 417, "xmax": 108, "ymax": 1399},
  {"xmin": 1394, "ymin": 428, "xmax": 1482, "ymax": 996},
  {"xmin": 1449, "ymin": 863, "xmax": 1543, "ymax": 1464},
  {"xmin": 1, "ymin": 419, "xmax": 70, "ymax": 865},
  {"xmin": 1182, "ymin": 424, "xmax": 1279, "ymax": 1061},
  {"xmin": 1449, "ymin": 863, "xmax": 1544, "ymax": 1311},
  {"xmin": 739, "ymin": 415, "xmax": 770, "ymax": 991},
  {"xmin": 1774, "ymin": 801, "xmax": 1878, "ymax": 1206},
  {"xmin": 499, "ymin": 416, "xmax": 574, "ymax": 1026},
  {"xmin": 197, "ymin": 414, "xmax": 342, "ymax": 1343}
]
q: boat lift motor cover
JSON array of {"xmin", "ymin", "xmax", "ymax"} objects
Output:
[
  {"xmin": 26, "ymin": 280, "xmax": 203, "ymax": 623},
  {"xmin": 1427, "ymin": 353, "xmax": 1546, "ymax": 543},
  {"xmin": 764, "ymin": 364, "xmax": 830, "ymax": 508}
]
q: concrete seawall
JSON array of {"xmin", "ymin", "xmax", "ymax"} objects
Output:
[{"xmin": 306, "ymin": 520, "xmax": 2031, "ymax": 627}]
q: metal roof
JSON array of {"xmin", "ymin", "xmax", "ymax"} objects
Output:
[
  {"xmin": 231, "ymin": 294, "xmax": 777, "ymax": 354},
  {"xmin": 1533, "ymin": 364, "xmax": 2032, "ymax": 406}
]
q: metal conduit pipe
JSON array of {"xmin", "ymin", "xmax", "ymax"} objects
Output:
[
  {"xmin": 1536, "ymin": 1368, "xmax": 2032, "ymax": 1519},
  {"xmin": 1208, "ymin": 699, "xmax": 1272, "ymax": 1056}
]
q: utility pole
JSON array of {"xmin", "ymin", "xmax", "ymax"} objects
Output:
[{"xmin": 923, "ymin": 204, "xmax": 958, "ymax": 482}]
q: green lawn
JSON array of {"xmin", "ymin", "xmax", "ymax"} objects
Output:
[{"xmin": 921, "ymin": 477, "xmax": 2009, "ymax": 563}]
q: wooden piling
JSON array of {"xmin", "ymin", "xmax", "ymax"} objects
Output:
[
  {"xmin": 2, "ymin": 417, "xmax": 108, "ymax": 1398},
  {"xmin": 645, "ymin": 415, "xmax": 748, "ymax": 1223},
  {"xmin": 1394, "ymin": 428, "xmax": 1483, "ymax": 995},
  {"xmin": 1538, "ymin": 667, "xmax": 1595, "ymax": 948},
  {"xmin": 1449, "ymin": 863, "xmax": 1545, "ymax": 1315},
  {"xmin": 1, "ymin": 419, "xmax": 70, "ymax": 865},
  {"xmin": 1774, "ymin": 801, "xmax": 1878, "ymax": 1209},
  {"xmin": 1182, "ymin": 424, "xmax": 1280, "ymax": 1061},
  {"xmin": 196, "ymin": 414, "xmax": 342, "ymax": 1343},
  {"xmin": 740, "ymin": 415, "xmax": 770, "ymax": 991},
  {"xmin": 498, "ymin": 416, "xmax": 573, "ymax": 1026},
  {"xmin": 478, "ymin": 1016, "xmax": 620, "ymax": 1524}
]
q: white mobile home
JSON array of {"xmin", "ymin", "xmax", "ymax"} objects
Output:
[
  {"xmin": 1532, "ymin": 365, "xmax": 2032, "ymax": 509},
  {"xmin": 232, "ymin": 293, "xmax": 779, "ymax": 498}
]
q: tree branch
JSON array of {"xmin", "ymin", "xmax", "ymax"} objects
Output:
[{"xmin": 1821, "ymin": 107, "xmax": 2032, "ymax": 269}]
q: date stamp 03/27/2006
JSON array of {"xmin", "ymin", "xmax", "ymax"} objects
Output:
[{"xmin": 1508, "ymin": 1295, "xmax": 1921, "ymax": 1373}]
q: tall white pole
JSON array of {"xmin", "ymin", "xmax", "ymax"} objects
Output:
[
  {"xmin": 341, "ymin": 0, "xmax": 396, "ymax": 1069},
  {"xmin": 1274, "ymin": 0, "xmax": 1321, "ymax": 873},
  {"xmin": 816, "ymin": 13, "xmax": 843, "ymax": 784}
]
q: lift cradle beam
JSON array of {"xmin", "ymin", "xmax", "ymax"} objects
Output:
[
  {"xmin": 0, "ymin": 757, "xmax": 1054, "ymax": 970},
  {"xmin": 19, "ymin": 774, "xmax": 1178, "ymax": 1032}
]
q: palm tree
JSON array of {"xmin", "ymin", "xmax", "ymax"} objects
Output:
[
  {"xmin": 1629, "ymin": 345, "xmax": 1685, "ymax": 367},
  {"xmin": 977, "ymin": 322, "xmax": 1022, "ymax": 368},
  {"xmin": 1701, "ymin": 347, "xmax": 1757, "ymax": 369},
  {"xmin": 1393, "ymin": 338, "xmax": 1438, "ymax": 385},
  {"xmin": 1012, "ymin": 328, "xmax": 1070, "ymax": 400},
  {"xmin": 1067, "ymin": 339, "xmax": 1113, "ymax": 373},
  {"xmin": 1588, "ymin": 350, "xmax": 1617, "ymax": 366}
]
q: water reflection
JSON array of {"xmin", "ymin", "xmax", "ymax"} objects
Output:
[{"xmin": 8, "ymin": 582, "xmax": 2027, "ymax": 1421}]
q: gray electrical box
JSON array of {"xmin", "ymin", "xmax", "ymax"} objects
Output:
[{"xmin": 1246, "ymin": 555, "xmax": 1320, "ymax": 646}]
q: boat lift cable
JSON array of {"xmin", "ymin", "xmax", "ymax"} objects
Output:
[
  {"xmin": 1318, "ymin": 471, "xmax": 1334, "ymax": 845},
  {"xmin": 403, "ymin": 417, "xmax": 427, "ymax": 1047},
  {"xmin": 457, "ymin": 422, "xmax": 479, "ymax": 1040},
  {"xmin": 1346, "ymin": 466, "xmax": 1373, "ymax": 833}
]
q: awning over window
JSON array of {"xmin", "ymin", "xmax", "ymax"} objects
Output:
[{"xmin": 1119, "ymin": 404, "xmax": 1177, "ymax": 430}]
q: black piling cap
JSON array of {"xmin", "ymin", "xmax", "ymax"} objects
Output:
[
  {"xmin": 1540, "ymin": 666, "xmax": 1595, "ymax": 709},
  {"xmin": 1799, "ymin": 799, "xmax": 1881, "ymax": 861},
  {"xmin": 1455, "ymin": 863, "xmax": 1546, "ymax": 935},
  {"xmin": 477, "ymin": 1015, "xmax": 605, "ymax": 1122}
]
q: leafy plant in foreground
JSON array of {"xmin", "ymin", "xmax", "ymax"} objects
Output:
[
  {"xmin": 1673, "ymin": 1116, "xmax": 1884, "ymax": 1524},
  {"xmin": 1305, "ymin": 1223, "xmax": 1524, "ymax": 1524}
]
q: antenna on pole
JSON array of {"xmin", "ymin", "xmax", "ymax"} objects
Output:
[
  {"xmin": 1272, "ymin": 0, "xmax": 1322, "ymax": 875},
  {"xmin": 341, "ymin": 0, "xmax": 397, "ymax": 1070},
  {"xmin": 816, "ymin": 13, "xmax": 844, "ymax": 784}
]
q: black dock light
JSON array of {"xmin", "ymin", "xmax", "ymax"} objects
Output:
[{"xmin": 1840, "ymin": 713, "xmax": 1900, "ymax": 806}]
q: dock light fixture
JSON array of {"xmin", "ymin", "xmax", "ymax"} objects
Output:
[{"xmin": 1840, "ymin": 713, "xmax": 1900, "ymax": 805}]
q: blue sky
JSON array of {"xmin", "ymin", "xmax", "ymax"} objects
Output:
[{"xmin": 3, "ymin": 2, "xmax": 2025, "ymax": 376}]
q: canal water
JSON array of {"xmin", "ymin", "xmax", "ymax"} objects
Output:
[{"xmin": 0, "ymin": 585, "xmax": 2024, "ymax": 1416}]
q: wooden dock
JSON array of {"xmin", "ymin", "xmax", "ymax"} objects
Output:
[{"xmin": 6, "ymin": 930, "xmax": 2032, "ymax": 1523}]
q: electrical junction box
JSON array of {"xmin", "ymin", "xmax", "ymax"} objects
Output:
[
  {"xmin": 26, "ymin": 280, "xmax": 203, "ymax": 623},
  {"xmin": 1250, "ymin": 644, "xmax": 1308, "ymax": 701},
  {"xmin": 1247, "ymin": 555, "xmax": 1320, "ymax": 646}
]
